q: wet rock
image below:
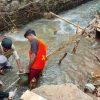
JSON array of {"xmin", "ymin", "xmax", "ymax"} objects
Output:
[
  {"xmin": 0, "ymin": 0, "xmax": 92, "ymax": 31},
  {"xmin": 5, "ymin": 0, "xmax": 19, "ymax": 12},
  {"xmin": 32, "ymin": 83, "xmax": 93, "ymax": 100},
  {"xmin": 0, "ymin": 0, "xmax": 7, "ymax": 12}
]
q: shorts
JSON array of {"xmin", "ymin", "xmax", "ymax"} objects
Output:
[{"xmin": 28, "ymin": 68, "xmax": 42, "ymax": 83}]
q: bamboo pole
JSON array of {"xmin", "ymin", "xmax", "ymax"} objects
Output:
[
  {"xmin": 47, "ymin": 32, "xmax": 82, "ymax": 61},
  {"xmin": 72, "ymin": 39, "xmax": 80, "ymax": 54},
  {"xmin": 46, "ymin": 12, "xmax": 90, "ymax": 61},
  {"xmin": 49, "ymin": 12, "xmax": 84, "ymax": 30}
]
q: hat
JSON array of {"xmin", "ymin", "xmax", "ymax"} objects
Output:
[{"xmin": 1, "ymin": 38, "xmax": 12, "ymax": 49}]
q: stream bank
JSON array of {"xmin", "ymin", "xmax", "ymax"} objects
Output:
[
  {"xmin": 0, "ymin": 0, "xmax": 92, "ymax": 32},
  {"xmin": 0, "ymin": 0, "xmax": 99, "ymax": 99}
]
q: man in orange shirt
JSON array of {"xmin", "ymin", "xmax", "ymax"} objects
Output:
[{"xmin": 24, "ymin": 29, "xmax": 47, "ymax": 88}]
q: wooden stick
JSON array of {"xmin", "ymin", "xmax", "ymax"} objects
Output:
[
  {"xmin": 5, "ymin": 78, "xmax": 19, "ymax": 91},
  {"xmin": 49, "ymin": 12, "xmax": 83, "ymax": 30},
  {"xmin": 92, "ymin": 75, "xmax": 100, "ymax": 79},
  {"xmin": 7, "ymin": 15, "xmax": 16, "ymax": 28},
  {"xmin": 46, "ymin": 12, "xmax": 90, "ymax": 61},
  {"xmin": 72, "ymin": 39, "xmax": 80, "ymax": 54},
  {"xmin": 47, "ymin": 32, "xmax": 82, "ymax": 61},
  {"xmin": 58, "ymin": 52, "xmax": 67, "ymax": 65},
  {"xmin": 57, "ymin": 38, "xmax": 80, "ymax": 65}
]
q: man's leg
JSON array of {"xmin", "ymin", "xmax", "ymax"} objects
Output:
[{"xmin": 29, "ymin": 69, "xmax": 42, "ymax": 89}]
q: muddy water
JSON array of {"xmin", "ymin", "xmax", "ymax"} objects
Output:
[{"xmin": 0, "ymin": 0, "xmax": 99, "ymax": 99}]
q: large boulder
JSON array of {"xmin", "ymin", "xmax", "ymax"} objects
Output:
[{"xmin": 31, "ymin": 83, "xmax": 93, "ymax": 100}]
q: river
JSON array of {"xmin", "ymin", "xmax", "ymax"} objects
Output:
[{"xmin": 0, "ymin": 0, "xmax": 99, "ymax": 99}]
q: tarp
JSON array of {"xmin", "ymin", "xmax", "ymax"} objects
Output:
[{"xmin": 96, "ymin": 4, "xmax": 100, "ymax": 12}]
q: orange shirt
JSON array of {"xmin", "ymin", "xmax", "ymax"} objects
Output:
[{"xmin": 29, "ymin": 37, "xmax": 47, "ymax": 69}]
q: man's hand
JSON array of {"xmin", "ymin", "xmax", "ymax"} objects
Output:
[
  {"xmin": 19, "ymin": 68, "xmax": 23, "ymax": 73},
  {"xmin": 25, "ymin": 67, "xmax": 30, "ymax": 73}
]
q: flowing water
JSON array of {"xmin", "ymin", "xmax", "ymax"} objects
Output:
[{"xmin": 0, "ymin": 0, "xmax": 99, "ymax": 99}]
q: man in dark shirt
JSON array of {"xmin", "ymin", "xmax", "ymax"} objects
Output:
[{"xmin": 24, "ymin": 29, "xmax": 47, "ymax": 89}]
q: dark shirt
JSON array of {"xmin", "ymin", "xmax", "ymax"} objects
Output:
[
  {"xmin": 31, "ymin": 38, "xmax": 38, "ymax": 54},
  {"xmin": 0, "ymin": 91, "xmax": 9, "ymax": 100}
]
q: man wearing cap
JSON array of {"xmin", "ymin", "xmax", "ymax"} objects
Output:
[
  {"xmin": 0, "ymin": 37, "xmax": 23, "ymax": 74},
  {"xmin": 24, "ymin": 29, "xmax": 47, "ymax": 88}
]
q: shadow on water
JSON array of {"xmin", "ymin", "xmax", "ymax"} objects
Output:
[{"xmin": 0, "ymin": 0, "xmax": 99, "ymax": 99}]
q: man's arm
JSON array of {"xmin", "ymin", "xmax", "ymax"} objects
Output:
[
  {"xmin": 16, "ymin": 58, "xmax": 23, "ymax": 73},
  {"xmin": 12, "ymin": 45, "xmax": 23, "ymax": 73},
  {"xmin": 26, "ymin": 52, "xmax": 36, "ymax": 73}
]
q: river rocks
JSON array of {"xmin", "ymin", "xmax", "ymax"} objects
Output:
[
  {"xmin": 5, "ymin": 0, "xmax": 20, "ymax": 12},
  {"xmin": 0, "ymin": 0, "xmax": 20, "ymax": 12},
  {"xmin": 0, "ymin": 0, "xmax": 7, "ymax": 12},
  {"xmin": 32, "ymin": 83, "xmax": 93, "ymax": 100},
  {"xmin": 0, "ymin": 0, "xmax": 92, "ymax": 31}
]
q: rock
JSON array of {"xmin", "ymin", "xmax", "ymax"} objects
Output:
[
  {"xmin": 5, "ymin": 0, "xmax": 20, "ymax": 12},
  {"xmin": 0, "ymin": 3, "xmax": 5, "ymax": 12},
  {"xmin": 10, "ymin": 0, "xmax": 19, "ymax": 11},
  {"xmin": 32, "ymin": 83, "xmax": 93, "ymax": 100},
  {"xmin": 0, "ymin": 80, "xmax": 4, "ymax": 91},
  {"xmin": 0, "ymin": 0, "xmax": 7, "ymax": 4},
  {"xmin": 0, "ymin": 0, "xmax": 92, "ymax": 31},
  {"xmin": 20, "ymin": 90, "xmax": 47, "ymax": 100},
  {"xmin": 0, "ymin": 0, "xmax": 7, "ymax": 12},
  {"xmin": 5, "ymin": 3, "xmax": 11, "ymax": 12},
  {"xmin": 96, "ymin": 87, "xmax": 100, "ymax": 97}
]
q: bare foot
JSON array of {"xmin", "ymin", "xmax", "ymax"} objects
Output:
[{"xmin": 0, "ymin": 69, "xmax": 5, "ymax": 75}]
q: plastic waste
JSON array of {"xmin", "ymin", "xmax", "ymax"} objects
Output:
[{"xmin": 84, "ymin": 83, "xmax": 96, "ymax": 93}]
